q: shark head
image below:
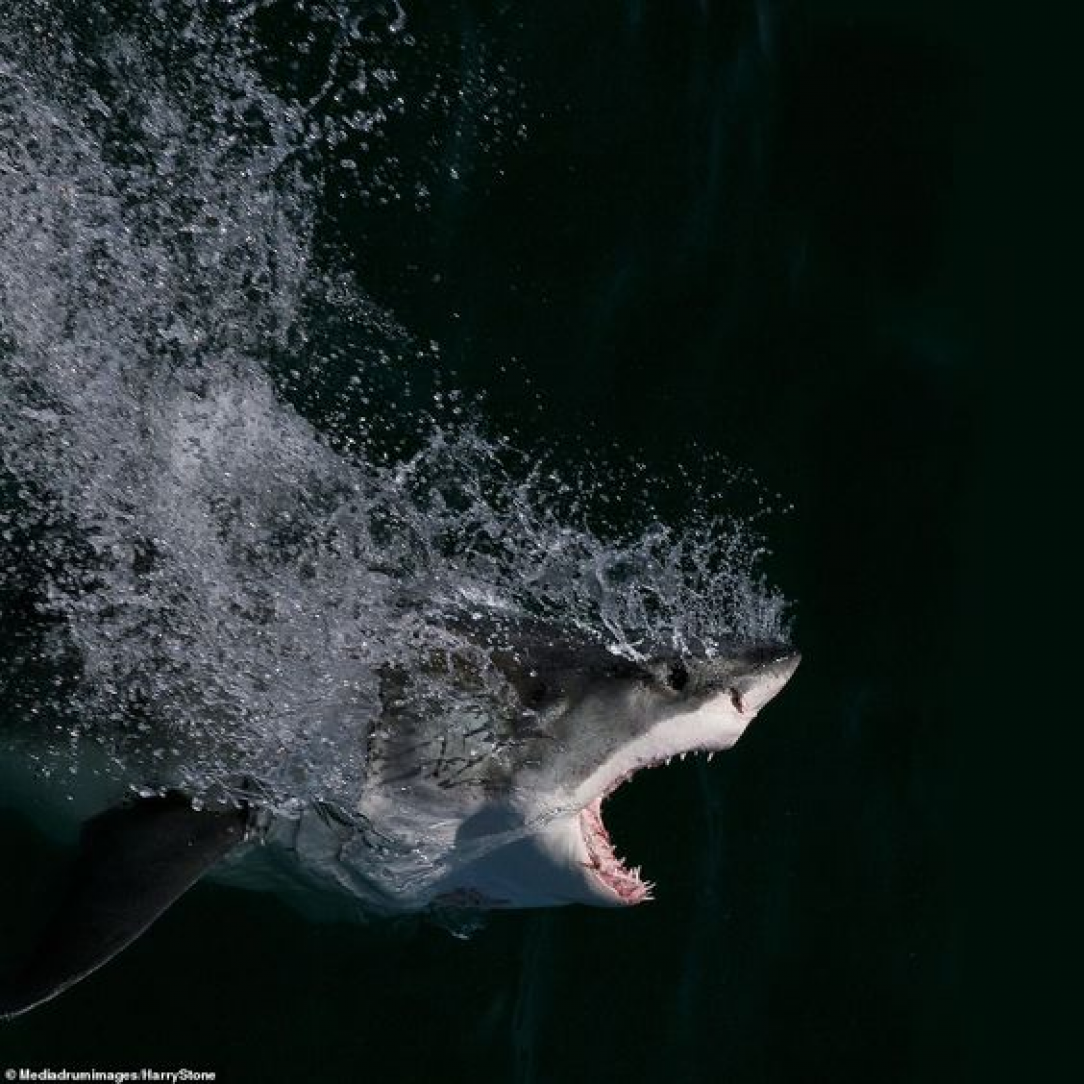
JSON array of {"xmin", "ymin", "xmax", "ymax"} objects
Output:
[{"xmin": 358, "ymin": 631, "xmax": 800, "ymax": 911}]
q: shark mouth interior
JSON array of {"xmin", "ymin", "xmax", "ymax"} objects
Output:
[{"xmin": 579, "ymin": 752, "xmax": 716, "ymax": 904}]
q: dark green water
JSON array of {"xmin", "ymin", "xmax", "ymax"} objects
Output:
[{"xmin": 1, "ymin": 1, "xmax": 991, "ymax": 1080}]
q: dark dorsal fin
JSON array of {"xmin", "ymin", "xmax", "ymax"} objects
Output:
[{"xmin": 0, "ymin": 793, "xmax": 246, "ymax": 1021}]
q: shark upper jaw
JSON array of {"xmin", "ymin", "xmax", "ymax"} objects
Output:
[{"xmin": 570, "ymin": 651, "xmax": 801, "ymax": 907}]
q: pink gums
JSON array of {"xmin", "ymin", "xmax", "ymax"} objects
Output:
[{"xmin": 580, "ymin": 784, "xmax": 653, "ymax": 904}]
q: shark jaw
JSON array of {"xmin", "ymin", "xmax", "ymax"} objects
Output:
[
  {"xmin": 576, "ymin": 751, "xmax": 717, "ymax": 907},
  {"xmin": 570, "ymin": 650, "xmax": 801, "ymax": 906},
  {"xmin": 581, "ymin": 790, "xmax": 653, "ymax": 904}
]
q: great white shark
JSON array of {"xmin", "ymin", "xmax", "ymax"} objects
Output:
[{"xmin": 0, "ymin": 621, "xmax": 798, "ymax": 1019}]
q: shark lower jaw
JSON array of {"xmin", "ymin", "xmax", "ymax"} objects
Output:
[
  {"xmin": 572, "ymin": 710, "xmax": 749, "ymax": 906},
  {"xmin": 577, "ymin": 753, "xmax": 717, "ymax": 906},
  {"xmin": 577, "ymin": 749, "xmax": 729, "ymax": 906},
  {"xmin": 579, "ymin": 792, "xmax": 652, "ymax": 905}
]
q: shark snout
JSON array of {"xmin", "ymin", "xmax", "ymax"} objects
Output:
[{"xmin": 736, "ymin": 650, "xmax": 801, "ymax": 715}]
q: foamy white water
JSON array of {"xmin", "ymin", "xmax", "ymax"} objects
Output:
[{"xmin": 0, "ymin": 1, "xmax": 788, "ymax": 817}]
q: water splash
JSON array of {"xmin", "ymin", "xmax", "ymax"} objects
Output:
[{"xmin": 0, "ymin": 1, "xmax": 788, "ymax": 816}]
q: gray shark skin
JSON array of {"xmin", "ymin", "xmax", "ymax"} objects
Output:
[{"xmin": 0, "ymin": 625, "xmax": 799, "ymax": 1019}]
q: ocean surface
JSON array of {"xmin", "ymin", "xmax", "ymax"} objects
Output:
[{"xmin": 1, "ymin": 1, "xmax": 981, "ymax": 1081}]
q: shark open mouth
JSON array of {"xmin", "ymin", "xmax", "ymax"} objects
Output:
[
  {"xmin": 580, "ymin": 788, "xmax": 653, "ymax": 904},
  {"xmin": 579, "ymin": 756, "xmax": 711, "ymax": 905}
]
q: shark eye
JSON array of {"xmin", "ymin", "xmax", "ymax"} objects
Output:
[
  {"xmin": 665, "ymin": 661, "xmax": 689, "ymax": 692},
  {"xmin": 524, "ymin": 680, "xmax": 550, "ymax": 707},
  {"xmin": 729, "ymin": 688, "xmax": 744, "ymax": 713}
]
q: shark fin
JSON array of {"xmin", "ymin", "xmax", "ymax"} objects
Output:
[{"xmin": 0, "ymin": 792, "xmax": 246, "ymax": 1021}]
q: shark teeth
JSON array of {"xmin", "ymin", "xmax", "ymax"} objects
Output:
[
  {"xmin": 579, "ymin": 745, "xmax": 723, "ymax": 905},
  {"xmin": 580, "ymin": 797, "xmax": 647, "ymax": 904}
]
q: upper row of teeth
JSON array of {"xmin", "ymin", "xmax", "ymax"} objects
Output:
[
  {"xmin": 663, "ymin": 750, "xmax": 715, "ymax": 766},
  {"xmin": 602, "ymin": 749, "xmax": 718, "ymax": 803}
]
